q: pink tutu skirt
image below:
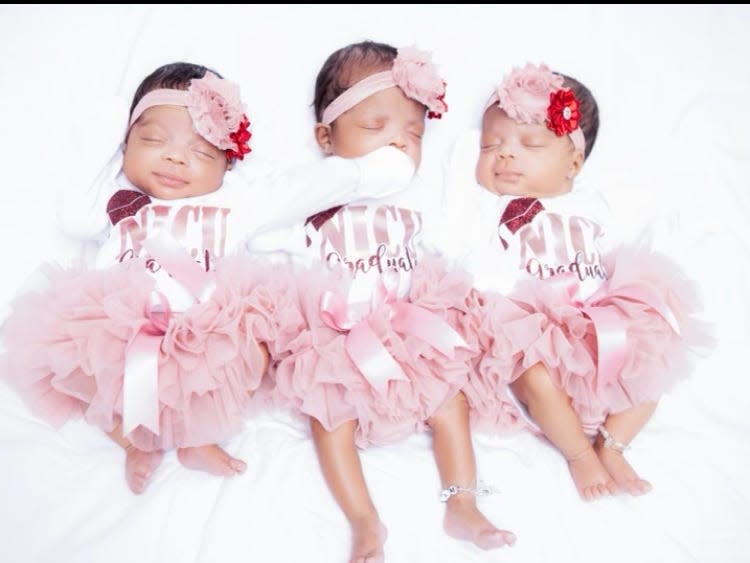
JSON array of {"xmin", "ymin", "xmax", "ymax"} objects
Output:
[
  {"xmin": 0, "ymin": 256, "xmax": 304, "ymax": 451},
  {"xmin": 470, "ymin": 245, "xmax": 713, "ymax": 435},
  {"xmin": 461, "ymin": 288, "xmax": 546, "ymax": 434},
  {"xmin": 272, "ymin": 252, "xmax": 478, "ymax": 448}
]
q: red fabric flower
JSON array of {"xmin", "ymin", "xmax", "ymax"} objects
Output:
[
  {"xmin": 427, "ymin": 87, "xmax": 448, "ymax": 119},
  {"xmin": 546, "ymin": 89, "xmax": 580, "ymax": 136},
  {"xmin": 225, "ymin": 114, "xmax": 252, "ymax": 161}
]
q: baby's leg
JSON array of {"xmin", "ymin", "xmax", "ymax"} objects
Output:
[
  {"xmin": 177, "ymin": 444, "xmax": 247, "ymax": 476},
  {"xmin": 595, "ymin": 401, "xmax": 657, "ymax": 496},
  {"xmin": 511, "ymin": 363, "xmax": 617, "ymax": 501},
  {"xmin": 176, "ymin": 341, "xmax": 269, "ymax": 477},
  {"xmin": 428, "ymin": 392, "xmax": 515, "ymax": 550},
  {"xmin": 311, "ymin": 418, "xmax": 386, "ymax": 563},
  {"xmin": 125, "ymin": 445, "xmax": 164, "ymax": 494},
  {"xmin": 108, "ymin": 424, "xmax": 164, "ymax": 494},
  {"xmin": 247, "ymin": 341, "xmax": 270, "ymax": 398}
]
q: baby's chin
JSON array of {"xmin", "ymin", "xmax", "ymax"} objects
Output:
[
  {"xmin": 140, "ymin": 188, "xmax": 186, "ymax": 201},
  {"xmin": 478, "ymin": 180, "xmax": 524, "ymax": 198},
  {"xmin": 141, "ymin": 184, "xmax": 219, "ymax": 201},
  {"xmin": 479, "ymin": 181, "xmax": 572, "ymax": 199}
]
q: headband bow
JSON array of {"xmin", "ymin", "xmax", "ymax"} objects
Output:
[
  {"xmin": 129, "ymin": 72, "xmax": 251, "ymax": 161},
  {"xmin": 487, "ymin": 63, "xmax": 584, "ymax": 153}
]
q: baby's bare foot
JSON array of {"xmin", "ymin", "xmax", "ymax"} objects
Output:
[
  {"xmin": 349, "ymin": 516, "xmax": 387, "ymax": 563},
  {"xmin": 125, "ymin": 446, "xmax": 164, "ymax": 494},
  {"xmin": 567, "ymin": 446, "xmax": 618, "ymax": 501},
  {"xmin": 176, "ymin": 444, "xmax": 246, "ymax": 476},
  {"xmin": 444, "ymin": 496, "xmax": 515, "ymax": 549},
  {"xmin": 595, "ymin": 443, "xmax": 652, "ymax": 496}
]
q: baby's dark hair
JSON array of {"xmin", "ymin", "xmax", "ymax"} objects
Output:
[
  {"xmin": 128, "ymin": 61, "xmax": 223, "ymax": 118},
  {"xmin": 313, "ymin": 40, "xmax": 397, "ymax": 122},
  {"xmin": 557, "ymin": 72, "xmax": 599, "ymax": 160}
]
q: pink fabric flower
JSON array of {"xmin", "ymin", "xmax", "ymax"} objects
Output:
[
  {"xmin": 186, "ymin": 72, "xmax": 245, "ymax": 151},
  {"xmin": 495, "ymin": 63, "xmax": 563, "ymax": 124},
  {"xmin": 392, "ymin": 46, "xmax": 448, "ymax": 117}
]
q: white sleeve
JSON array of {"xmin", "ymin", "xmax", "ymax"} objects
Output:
[
  {"xmin": 558, "ymin": 185, "xmax": 618, "ymax": 258},
  {"xmin": 56, "ymin": 95, "xmax": 130, "ymax": 244},
  {"xmin": 431, "ymin": 129, "xmax": 484, "ymax": 262},
  {"xmin": 580, "ymin": 186, "xmax": 618, "ymax": 254},
  {"xmin": 56, "ymin": 147, "xmax": 121, "ymax": 244},
  {"xmin": 416, "ymin": 179, "xmax": 455, "ymax": 258},
  {"xmin": 240, "ymin": 145, "xmax": 416, "ymax": 239},
  {"xmin": 352, "ymin": 145, "xmax": 416, "ymax": 198}
]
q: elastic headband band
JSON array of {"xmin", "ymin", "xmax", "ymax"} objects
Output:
[
  {"xmin": 320, "ymin": 46, "xmax": 448, "ymax": 125},
  {"xmin": 322, "ymin": 72, "xmax": 396, "ymax": 125},
  {"xmin": 130, "ymin": 89, "xmax": 189, "ymax": 127}
]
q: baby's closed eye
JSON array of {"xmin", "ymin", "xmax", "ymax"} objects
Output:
[
  {"xmin": 521, "ymin": 134, "xmax": 547, "ymax": 148},
  {"xmin": 193, "ymin": 148, "xmax": 216, "ymax": 159},
  {"xmin": 359, "ymin": 120, "xmax": 385, "ymax": 131},
  {"xmin": 480, "ymin": 135, "xmax": 501, "ymax": 150},
  {"xmin": 190, "ymin": 141, "xmax": 219, "ymax": 159},
  {"xmin": 141, "ymin": 136, "xmax": 164, "ymax": 143}
]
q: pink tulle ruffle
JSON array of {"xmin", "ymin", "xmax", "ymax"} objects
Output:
[
  {"xmin": 1, "ymin": 256, "xmax": 304, "ymax": 451},
  {"xmin": 272, "ymin": 252, "xmax": 477, "ymax": 448},
  {"xmin": 471, "ymin": 245, "xmax": 713, "ymax": 434}
]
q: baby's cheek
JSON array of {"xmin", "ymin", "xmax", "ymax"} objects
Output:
[{"xmin": 475, "ymin": 156, "xmax": 490, "ymax": 184}]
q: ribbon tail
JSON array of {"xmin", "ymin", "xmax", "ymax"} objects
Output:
[
  {"xmin": 122, "ymin": 328, "xmax": 162, "ymax": 436},
  {"xmin": 583, "ymin": 306, "xmax": 627, "ymax": 393},
  {"xmin": 143, "ymin": 231, "xmax": 217, "ymax": 302},
  {"xmin": 610, "ymin": 283, "xmax": 681, "ymax": 336},
  {"xmin": 345, "ymin": 321, "xmax": 409, "ymax": 394},
  {"xmin": 390, "ymin": 302, "xmax": 467, "ymax": 356}
]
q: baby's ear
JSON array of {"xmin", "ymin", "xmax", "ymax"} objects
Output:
[
  {"xmin": 314, "ymin": 123, "xmax": 333, "ymax": 155},
  {"xmin": 567, "ymin": 149, "xmax": 585, "ymax": 179}
]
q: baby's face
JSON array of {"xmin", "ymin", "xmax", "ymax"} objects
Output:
[
  {"xmin": 475, "ymin": 105, "xmax": 582, "ymax": 198},
  {"xmin": 123, "ymin": 105, "xmax": 228, "ymax": 200},
  {"xmin": 320, "ymin": 86, "xmax": 426, "ymax": 168}
]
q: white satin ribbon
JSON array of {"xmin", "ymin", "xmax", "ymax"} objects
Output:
[
  {"xmin": 320, "ymin": 275, "xmax": 467, "ymax": 395},
  {"xmin": 121, "ymin": 232, "xmax": 216, "ymax": 437}
]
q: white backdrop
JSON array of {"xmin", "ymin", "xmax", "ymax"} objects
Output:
[{"xmin": 1, "ymin": 5, "xmax": 749, "ymax": 563}]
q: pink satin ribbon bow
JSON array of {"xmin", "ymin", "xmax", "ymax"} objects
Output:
[
  {"xmin": 556, "ymin": 275, "xmax": 681, "ymax": 392},
  {"xmin": 121, "ymin": 232, "xmax": 216, "ymax": 437},
  {"xmin": 319, "ymin": 277, "xmax": 467, "ymax": 394}
]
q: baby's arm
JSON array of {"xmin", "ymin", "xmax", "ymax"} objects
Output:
[
  {"xmin": 576, "ymin": 186, "xmax": 617, "ymax": 255},
  {"xmin": 54, "ymin": 147, "xmax": 123, "ymax": 266},
  {"xmin": 424, "ymin": 129, "xmax": 484, "ymax": 262},
  {"xmin": 56, "ymin": 96, "xmax": 130, "ymax": 247},
  {"xmin": 56, "ymin": 148, "xmax": 120, "ymax": 244},
  {"xmin": 241, "ymin": 145, "xmax": 415, "ymax": 238}
]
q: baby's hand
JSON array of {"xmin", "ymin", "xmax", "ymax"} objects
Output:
[{"xmin": 354, "ymin": 145, "xmax": 416, "ymax": 199}]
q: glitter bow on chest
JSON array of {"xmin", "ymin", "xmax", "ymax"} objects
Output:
[{"xmin": 497, "ymin": 197, "xmax": 544, "ymax": 250}]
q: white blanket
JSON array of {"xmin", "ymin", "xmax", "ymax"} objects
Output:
[{"xmin": 1, "ymin": 5, "xmax": 748, "ymax": 562}]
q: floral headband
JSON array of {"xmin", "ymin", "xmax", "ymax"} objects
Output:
[
  {"xmin": 129, "ymin": 72, "xmax": 251, "ymax": 161},
  {"xmin": 321, "ymin": 46, "xmax": 448, "ymax": 125},
  {"xmin": 486, "ymin": 63, "xmax": 585, "ymax": 153}
]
